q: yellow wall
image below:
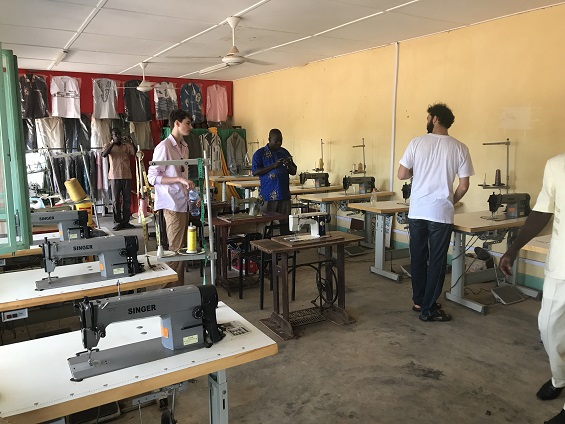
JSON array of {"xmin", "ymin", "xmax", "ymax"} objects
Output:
[{"xmin": 233, "ymin": 5, "xmax": 565, "ymax": 275}]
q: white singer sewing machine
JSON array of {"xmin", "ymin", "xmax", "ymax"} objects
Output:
[{"xmin": 286, "ymin": 212, "xmax": 331, "ymax": 242}]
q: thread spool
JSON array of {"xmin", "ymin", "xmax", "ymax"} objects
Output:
[
  {"xmin": 64, "ymin": 178, "xmax": 88, "ymax": 202},
  {"xmin": 494, "ymin": 169, "xmax": 502, "ymax": 186},
  {"xmin": 357, "ymin": 162, "xmax": 363, "ymax": 172},
  {"xmin": 317, "ymin": 158, "xmax": 324, "ymax": 170},
  {"xmin": 186, "ymin": 224, "xmax": 197, "ymax": 253}
]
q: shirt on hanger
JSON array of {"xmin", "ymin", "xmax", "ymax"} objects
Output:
[
  {"xmin": 93, "ymin": 78, "xmax": 118, "ymax": 119},
  {"xmin": 19, "ymin": 73, "xmax": 49, "ymax": 119},
  {"xmin": 180, "ymin": 82, "xmax": 203, "ymax": 123},
  {"xmin": 153, "ymin": 82, "xmax": 178, "ymax": 121},
  {"xmin": 206, "ymin": 84, "xmax": 228, "ymax": 122},
  {"xmin": 124, "ymin": 80, "xmax": 152, "ymax": 122},
  {"xmin": 50, "ymin": 76, "xmax": 81, "ymax": 119},
  {"xmin": 35, "ymin": 117, "xmax": 65, "ymax": 150}
]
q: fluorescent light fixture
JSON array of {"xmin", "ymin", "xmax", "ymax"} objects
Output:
[
  {"xmin": 48, "ymin": 50, "xmax": 68, "ymax": 70},
  {"xmin": 199, "ymin": 63, "xmax": 229, "ymax": 75},
  {"xmin": 386, "ymin": 0, "xmax": 420, "ymax": 12}
]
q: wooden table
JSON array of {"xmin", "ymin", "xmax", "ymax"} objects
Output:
[
  {"xmin": 522, "ymin": 234, "xmax": 551, "ymax": 255},
  {"xmin": 0, "ymin": 302, "xmax": 277, "ymax": 424},
  {"xmin": 211, "ymin": 212, "xmax": 287, "ymax": 297},
  {"xmin": 0, "ymin": 255, "xmax": 176, "ymax": 313},
  {"xmin": 251, "ymin": 232, "xmax": 362, "ymax": 340},
  {"xmin": 226, "ymin": 180, "xmax": 260, "ymax": 199},
  {"xmin": 297, "ymin": 191, "xmax": 394, "ymax": 231},
  {"xmin": 348, "ymin": 201, "xmax": 410, "ymax": 282},
  {"xmin": 446, "ymin": 211, "xmax": 530, "ymax": 314},
  {"xmin": 209, "ymin": 175, "xmax": 258, "ymax": 201},
  {"xmin": 289, "ymin": 185, "xmax": 344, "ymax": 196}
]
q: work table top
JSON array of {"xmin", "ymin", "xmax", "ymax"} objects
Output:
[
  {"xmin": 453, "ymin": 210, "xmax": 527, "ymax": 233},
  {"xmin": 348, "ymin": 200, "xmax": 409, "ymax": 214},
  {"xmin": 251, "ymin": 231, "xmax": 363, "ymax": 254},
  {"xmin": 298, "ymin": 191, "xmax": 394, "ymax": 202}
]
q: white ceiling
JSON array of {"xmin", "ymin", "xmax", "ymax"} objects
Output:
[{"xmin": 1, "ymin": 0, "xmax": 564, "ymax": 81}]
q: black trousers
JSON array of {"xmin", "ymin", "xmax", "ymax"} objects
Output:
[{"xmin": 110, "ymin": 179, "xmax": 132, "ymax": 225}]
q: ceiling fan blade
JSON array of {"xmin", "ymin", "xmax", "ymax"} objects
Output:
[{"xmin": 245, "ymin": 58, "xmax": 272, "ymax": 66}]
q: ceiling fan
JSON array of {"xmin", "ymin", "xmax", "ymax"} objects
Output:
[
  {"xmin": 136, "ymin": 62, "xmax": 154, "ymax": 92},
  {"xmin": 199, "ymin": 16, "xmax": 269, "ymax": 75}
]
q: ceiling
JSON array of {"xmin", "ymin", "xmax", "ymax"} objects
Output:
[{"xmin": 1, "ymin": 0, "xmax": 564, "ymax": 81}]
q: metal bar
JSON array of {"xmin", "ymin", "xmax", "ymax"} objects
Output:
[{"xmin": 208, "ymin": 370, "xmax": 228, "ymax": 424}]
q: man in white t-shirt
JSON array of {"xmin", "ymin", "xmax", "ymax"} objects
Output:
[
  {"xmin": 398, "ymin": 103, "xmax": 475, "ymax": 322},
  {"xmin": 499, "ymin": 154, "xmax": 565, "ymax": 424}
]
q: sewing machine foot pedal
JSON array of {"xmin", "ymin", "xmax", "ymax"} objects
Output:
[
  {"xmin": 491, "ymin": 285, "xmax": 524, "ymax": 305},
  {"xmin": 344, "ymin": 245, "xmax": 365, "ymax": 256},
  {"xmin": 400, "ymin": 264, "xmax": 412, "ymax": 278}
]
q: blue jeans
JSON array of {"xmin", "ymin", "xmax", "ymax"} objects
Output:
[{"xmin": 408, "ymin": 219, "xmax": 453, "ymax": 317}]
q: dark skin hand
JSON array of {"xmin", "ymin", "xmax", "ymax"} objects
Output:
[
  {"xmin": 253, "ymin": 133, "xmax": 297, "ymax": 176},
  {"xmin": 102, "ymin": 132, "xmax": 128, "ymax": 158},
  {"xmin": 499, "ymin": 211, "xmax": 552, "ymax": 277}
]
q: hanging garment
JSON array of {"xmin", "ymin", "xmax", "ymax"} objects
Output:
[
  {"xmin": 180, "ymin": 82, "xmax": 203, "ymax": 124},
  {"xmin": 226, "ymin": 131, "xmax": 247, "ymax": 175},
  {"xmin": 50, "ymin": 76, "xmax": 81, "ymax": 118},
  {"xmin": 93, "ymin": 78, "xmax": 119, "ymax": 119},
  {"xmin": 36, "ymin": 117, "xmax": 64, "ymax": 150},
  {"xmin": 91, "ymin": 118, "xmax": 112, "ymax": 149},
  {"xmin": 124, "ymin": 80, "xmax": 152, "ymax": 122},
  {"xmin": 206, "ymin": 84, "xmax": 228, "ymax": 122},
  {"xmin": 200, "ymin": 132, "xmax": 222, "ymax": 172},
  {"xmin": 129, "ymin": 121, "xmax": 153, "ymax": 150},
  {"xmin": 22, "ymin": 118, "xmax": 37, "ymax": 151},
  {"xmin": 184, "ymin": 131, "xmax": 203, "ymax": 179},
  {"xmin": 19, "ymin": 73, "xmax": 49, "ymax": 119},
  {"xmin": 153, "ymin": 82, "xmax": 178, "ymax": 121}
]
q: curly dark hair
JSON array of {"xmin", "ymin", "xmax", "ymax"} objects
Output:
[
  {"xmin": 168, "ymin": 109, "xmax": 192, "ymax": 129},
  {"xmin": 427, "ymin": 103, "xmax": 455, "ymax": 129}
]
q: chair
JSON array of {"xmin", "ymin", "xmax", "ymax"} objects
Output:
[{"xmin": 228, "ymin": 232, "xmax": 263, "ymax": 299}]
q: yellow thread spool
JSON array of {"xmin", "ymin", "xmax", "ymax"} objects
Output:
[
  {"xmin": 186, "ymin": 224, "xmax": 197, "ymax": 253},
  {"xmin": 64, "ymin": 178, "xmax": 88, "ymax": 202}
]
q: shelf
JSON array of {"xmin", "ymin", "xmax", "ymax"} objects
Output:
[{"xmin": 478, "ymin": 184, "xmax": 507, "ymax": 190}]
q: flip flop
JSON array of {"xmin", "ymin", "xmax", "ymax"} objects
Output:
[{"xmin": 419, "ymin": 309, "xmax": 452, "ymax": 322}]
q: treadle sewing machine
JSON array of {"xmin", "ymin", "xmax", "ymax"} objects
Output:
[
  {"xmin": 37, "ymin": 235, "xmax": 143, "ymax": 290},
  {"xmin": 68, "ymin": 285, "xmax": 225, "ymax": 380},
  {"xmin": 285, "ymin": 211, "xmax": 331, "ymax": 242},
  {"xmin": 342, "ymin": 175, "xmax": 375, "ymax": 194},
  {"xmin": 31, "ymin": 209, "xmax": 92, "ymax": 240},
  {"xmin": 299, "ymin": 172, "xmax": 330, "ymax": 188},
  {"xmin": 230, "ymin": 196, "xmax": 263, "ymax": 217},
  {"xmin": 487, "ymin": 192, "xmax": 531, "ymax": 219}
]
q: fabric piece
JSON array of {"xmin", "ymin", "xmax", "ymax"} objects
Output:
[
  {"xmin": 123, "ymin": 80, "xmax": 152, "ymax": 122},
  {"xmin": 184, "ymin": 132, "xmax": 203, "ymax": 180},
  {"xmin": 153, "ymin": 82, "xmax": 178, "ymax": 121},
  {"xmin": 93, "ymin": 78, "xmax": 119, "ymax": 119},
  {"xmin": 50, "ymin": 76, "xmax": 81, "ymax": 118},
  {"xmin": 22, "ymin": 119, "xmax": 37, "ymax": 151},
  {"xmin": 147, "ymin": 135, "xmax": 189, "ymax": 212},
  {"xmin": 35, "ymin": 117, "xmax": 64, "ymax": 150},
  {"xmin": 103, "ymin": 141, "xmax": 134, "ymax": 180},
  {"xmin": 252, "ymin": 144, "xmax": 293, "ymax": 201},
  {"xmin": 162, "ymin": 209, "xmax": 189, "ymax": 287},
  {"xmin": 533, "ymin": 153, "xmax": 565, "ymax": 279},
  {"xmin": 90, "ymin": 118, "xmax": 112, "ymax": 149},
  {"xmin": 180, "ymin": 82, "xmax": 203, "ymax": 123},
  {"xmin": 399, "ymin": 133, "xmax": 474, "ymax": 224},
  {"xmin": 129, "ymin": 121, "xmax": 153, "ymax": 150},
  {"xmin": 226, "ymin": 131, "xmax": 247, "ymax": 175},
  {"xmin": 19, "ymin": 73, "xmax": 49, "ymax": 119},
  {"xmin": 206, "ymin": 84, "xmax": 228, "ymax": 122}
]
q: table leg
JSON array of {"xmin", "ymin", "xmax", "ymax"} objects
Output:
[
  {"xmin": 337, "ymin": 243, "xmax": 345, "ymax": 309},
  {"xmin": 208, "ymin": 370, "xmax": 228, "ymax": 424},
  {"xmin": 361, "ymin": 211, "xmax": 375, "ymax": 247},
  {"xmin": 445, "ymin": 232, "xmax": 487, "ymax": 313},
  {"xmin": 281, "ymin": 252, "xmax": 290, "ymax": 322},
  {"xmin": 370, "ymin": 213, "xmax": 401, "ymax": 282},
  {"xmin": 272, "ymin": 252, "xmax": 279, "ymax": 315}
]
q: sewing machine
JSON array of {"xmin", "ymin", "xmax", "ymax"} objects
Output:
[
  {"xmin": 487, "ymin": 192, "xmax": 531, "ymax": 219},
  {"xmin": 68, "ymin": 285, "xmax": 224, "ymax": 380},
  {"xmin": 31, "ymin": 209, "xmax": 91, "ymax": 240},
  {"xmin": 286, "ymin": 212, "xmax": 331, "ymax": 242},
  {"xmin": 231, "ymin": 196, "xmax": 262, "ymax": 216},
  {"xmin": 299, "ymin": 172, "xmax": 330, "ymax": 188},
  {"xmin": 342, "ymin": 176, "xmax": 375, "ymax": 194},
  {"xmin": 37, "ymin": 235, "xmax": 143, "ymax": 290}
]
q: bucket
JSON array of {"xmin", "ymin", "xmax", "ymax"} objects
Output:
[{"xmin": 76, "ymin": 201, "xmax": 94, "ymax": 227}]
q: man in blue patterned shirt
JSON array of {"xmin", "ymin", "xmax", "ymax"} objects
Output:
[{"xmin": 252, "ymin": 129, "xmax": 297, "ymax": 233}]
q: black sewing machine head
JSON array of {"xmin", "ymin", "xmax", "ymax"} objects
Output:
[
  {"xmin": 299, "ymin": 172, "xmax": 330, "ymax": 188},
  {"xmin": 488, "ymin": 192, "xmax": 531, "ymax": 218},
  {"xmin": 342, "ymin": 175, "xmax": 375, "ymax": 194}
]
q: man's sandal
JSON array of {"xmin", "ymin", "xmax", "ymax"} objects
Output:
[{"xmin": 412, "ymin": 302, "xmax": 442, "ymax": 312}]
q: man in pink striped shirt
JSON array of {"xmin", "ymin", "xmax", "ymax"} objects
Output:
[{"xmin": 148, "ymin": 109, "xmax": 195, "ymax": 286}]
